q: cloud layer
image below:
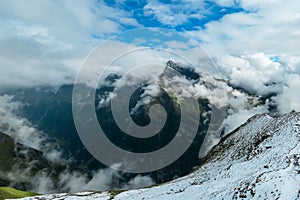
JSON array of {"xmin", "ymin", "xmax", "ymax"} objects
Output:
[
  {"xmin": 0, "ymin": 0, "xmax": 138, "ymax": 88},
  {"xmin": 0, "ymin": 95, "xmax": 155, "ymax": 194}
]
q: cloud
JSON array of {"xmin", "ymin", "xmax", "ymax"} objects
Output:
[
  {"xmin": 0, "ymin": 95, "xmax": 64, "ymax": 162},
  {"xmin": 143, "ymin": 0, "xmax": 206, "ymax": 27},
  {"xmin": 190, "ymin": 0, "xmax": 300, "ymax": 56},
  {"xmin": 213, "ymin": 0, "xmax": 236, "ymax": 7},
  {"xmin": 0, "ymin": 0, "xmax": 138, "ymax": 37},
  {"xmin": 0, "ymin": 95, "xmax": 45, "ymax": 150},
  {"xmin": 275, "ymin": 74, "xmax": 300, "ymax": 114},
  {"xmin": 123, "ymin": 175, "xmax": 155, "ymax": 190},
  {"xmin": 182, "ymin": 0, "xmax": 300, "ymax": 114},
  {"xmin": 224, "ymin": 106, "xmax": 269, "ymax": 133},
  {"xmin": 7, "ymin": 159, "xmax": 155, "ymax": 194},
  {"xmin": 0, "ymin": 0, "xmax": 140, "ymax": 88},
  {"xmin": 59, "ymin": 167, "xmax": 155, "ymax": 193},
  {"xmin": 0, "ymin": 95, "xmax": 155, "ymax": 194},
  {"xmin": 216, "ymin": 53, "xmax": 285, "ymax": 95}
]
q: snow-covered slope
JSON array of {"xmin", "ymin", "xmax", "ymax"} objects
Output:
[{"xmin": 14, "ymin": 112, "xmax": 300, "ymax": 200}]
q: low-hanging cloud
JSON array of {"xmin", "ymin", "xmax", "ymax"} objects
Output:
[
  {"xmin": 0, "ymin": 95, "xmax": 155, "ymax": 194},
  {"xmin": 58, "ymin": 166, "xmax": 155, "ymax": 193}
]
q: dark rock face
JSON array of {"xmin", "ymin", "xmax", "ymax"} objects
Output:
[
  {"xmin": 0, "ymin": 131, "xmax": 45, "ymax": 189},
  {"xmin": 0, "ymin": 131, "xmax": 78, "ymax": 192},
  {"xmin": 0, "ymin": 61, "xmax": 212, "ymax": 187},
  {"xmin": 166, "ymin": 60, "xmax": 200, "ymax": 81}
]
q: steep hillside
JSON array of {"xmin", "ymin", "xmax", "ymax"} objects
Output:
[
  {"xmin": 0, "ymin": 131, "xmax": 51, "ymax": 169},
  {"xmin": 15, "ymin": 111, "xmax": 300, "ymax": 199},
  {"xmin": 0, "ymin": 131, "xmax": 80, "ymax": 193},
  {"xmin": 0, "ymin": 131, "xmax": 50, "ymax": 189},
  {"xmin": 0, "ymin": 132, "xmax": 15, "ymax": 176},
  {"xmin": 0, "ymin": 187, "xmax": 36, "ymax": 200}
]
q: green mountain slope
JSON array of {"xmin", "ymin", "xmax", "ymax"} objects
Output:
[{"xmin": 0, "ymin": 187, "xmax": 37, "ymax": 200}]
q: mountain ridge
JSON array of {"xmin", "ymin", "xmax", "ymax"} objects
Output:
[{"xmin": 13, "ymin": 111, "xmax": 300, "ymax": 199}]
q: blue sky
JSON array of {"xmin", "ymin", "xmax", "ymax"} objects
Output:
[
  {"xmin": 0, "ymin": 0, "xmax": 299, "ymax": 113},
  {"xmin": 102, "ymin": 0, "xmax": 244, "ymax": 31}
]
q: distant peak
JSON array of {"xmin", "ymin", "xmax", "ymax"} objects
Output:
[{"xmin": 165, "ymin": 60, "xmax": 200, "ymax": 81}]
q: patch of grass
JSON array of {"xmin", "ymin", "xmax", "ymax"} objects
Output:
[{"xmin": 0, "ymin": 187, "xmax": 37, "ymax": 200}]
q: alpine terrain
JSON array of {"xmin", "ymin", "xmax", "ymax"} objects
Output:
[{"xmin": 13, "ymin": 111, "xmax": 300, "ymax": 199}]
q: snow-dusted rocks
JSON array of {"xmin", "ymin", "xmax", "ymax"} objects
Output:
[
  {"xmin": 14, "ymin": 112, "xmax": 300, "ymax": 200},
  {"xmin": 13, "ymin": 191, "xmax": 112, "ymax": 200}
]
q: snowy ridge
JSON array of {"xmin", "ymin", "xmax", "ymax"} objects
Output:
[{"xmin": 14, "ymin": 112, "xmax": 300, "ymax": 200}]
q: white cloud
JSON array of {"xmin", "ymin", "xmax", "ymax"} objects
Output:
[
  {"xmin": 192, "ymin": 0, "xmax": 300, "ymax": 57},
  {"xmin": 0, "ymin": 95, "xmax": 64, "ymax": 162},
  {"xmin": 59, "ymin": 167, "xmax": 154, "ymax": 193},
  {"xmin": 213, "ymin": 0, "xmax": 236, "ymax": 7},
  {"xmin": 165, "ymin": 41, "xmax": 191, "ymax": 49},
  {"xmin": 0, "ymin": 0, "xmax": 139, "ymax": 88},
  {"xmin": 216, "ymin": 53, "xmax": 285, "ymax": 95},
  {"xmin": 0, "ymin": 94, "xmax": 155, "ymax": 194},
  {"xmin": 0, "ymin": 0, "xmax": 137, "ymax": 37},
  {"xmin": 275, "ymin": 74, "xmax": 300, "ymax": 114},
  {"xmin": 0, "ymin": 95, "xmax": 46, "ymax": 150},
  {"xmin": 123, "ymin": 175, "xmax": 155, "ymax": 190},
  {"xmin": 224, "ymin": 106, "xmax": 269, "ymax": 133},
  {"xmin": 143, "ymin": 0, "xmax": 206, "ymax": 27},
  {"xmin": 183, "ymin": 0, "xmax": 300, "ymax": 114}
]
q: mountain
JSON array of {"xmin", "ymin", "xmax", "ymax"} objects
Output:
[
  {"xmin": 0, "ymin": 131, "xmax": 49, "ymax": 189},
  {"xmin": 16, "ymin": 111, "xmax": 300, "ymax": 199},
  {"xmin": 0, "ymin": 60, "xmax": 214, "ymax": 186},
  {"xmin": 1, "ymin": 60, "xmax": 279, "ymax": 195},
  {"xmin": 0, "ymin": 131, "xmax": 83, "ymax": 193}
]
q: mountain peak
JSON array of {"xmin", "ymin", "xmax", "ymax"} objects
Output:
[{"xmin": 165, "ymin": 60, "xmax": 200, "ymax": 81}]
